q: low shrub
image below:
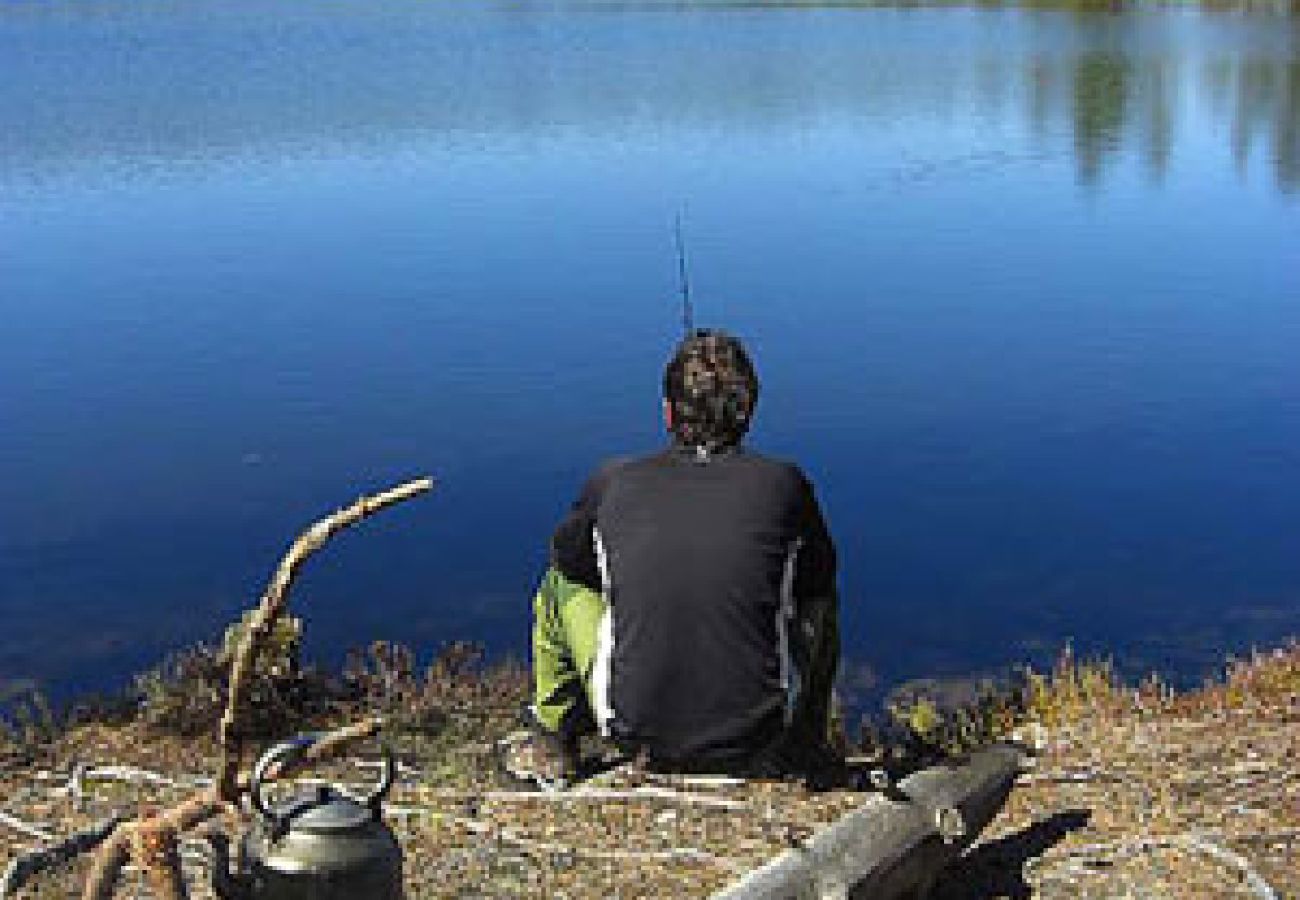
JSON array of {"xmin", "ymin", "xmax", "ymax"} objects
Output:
[{"xmin": 133, "ymin": 611, "xmax": 327, "ymax": 736}]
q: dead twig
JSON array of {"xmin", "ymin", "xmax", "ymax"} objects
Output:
[
  {"xmin": 0, "ymin": 815, "xmax": 124, "ymax": 899},
  {"xmin": 78, "ymin": 716, "xmax": 385, "ymax": 900},
  {"xmin": 84, "ymin": 790, "xmax": 226, "ymax": 900},
  {"xmin": 1017, "ymin": 767, "xmax": 1123, "ymax": 785},
  {"xmin": 398, "ymin": 807, "xmax": 742, "ymax": 870},
  {"xmin": 219, "ymin": 478, "xmax": 434, "ymax": 799},
  {"xmin": 1179, "ymin": 834, "xmax": 1280, "ymax": 900},
  {"xmin": 78, "ymin": 477, "xmax": 433, "ymax": 900},
  {"xmin": 416, "ymin": 783, "xmax": 747, "ymax": 810},
  {"xmin": 133, "ymin": 822, "xmax": 190, "ymax": 900},
  {"xmin": 262, "ymin": 717, "xmax": 385, "ymax": 781},
  {"xmin": 60, "ymin": 763, "xmax": 197, "ymax": 809},
  {"xmin": 83, "ymin": 765, "xmax": 184, "ymax": 788},
  {"xmin": 0, "ymin": 809, "xmax": 54, "ymax": 842},
  {"xmin": 1046, "ymin": 830, "xmax": 1285, "ymax": 899}
]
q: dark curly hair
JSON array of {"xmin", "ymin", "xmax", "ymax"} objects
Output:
[{"xmin": 663, "ymin": 329, "xmax": 759, "ymax": 452}]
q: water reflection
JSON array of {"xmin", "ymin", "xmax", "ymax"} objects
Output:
[
  {"xmin": 1023, "ymin": 16, "xmax": 1298, "ymax": 188},
  {"xmin": 0, "ymin": 6, "xmax": 1297, "ymax": 193},
  {"xmin": 1222, "ymin": 57, "xmax": 1300, "ymax": 189},
  {"xmin": 1072, "ymin": 52, "xmax": 1130, "ymax": 184}
]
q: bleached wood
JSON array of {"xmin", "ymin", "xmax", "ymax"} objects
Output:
[
  {"xmin": 78, "ymin": 478, "xmax": 432, "ymax": 900},
  {"xmin": 0, "ymin": 811, "xmax": 53, "ymax": 842},
  {"xmin": 711, "ymin": 744, "xmax": 1024, "ymax": 900},
  {"xmin": 0, "ymin": 816, "xmax": 123, "ymax": 899},
  {"xmin": 419, "ymin": 786, "xmax": 746, "ymax": 810},
  {"xmin": 219, "ymin": 478, "xmax": 434, "ymax": 799}
]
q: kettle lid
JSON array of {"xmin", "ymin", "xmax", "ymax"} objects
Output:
[
  {"xmin": 250, "ymin": 734, "xmax": 396, "ymax": 836},
  {"xmin": 275, "ymin": 786, "xmax": 375, "ymax": 834}
]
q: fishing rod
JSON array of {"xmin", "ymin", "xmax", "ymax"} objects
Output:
[{"xmin": 673, "ymin": 211, "xmax": 695, "ymax": 336}]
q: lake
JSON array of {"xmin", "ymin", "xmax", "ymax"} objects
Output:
[{"xmin": 2, "ymin": 1, "xmax": 1297, "ymax": 711}]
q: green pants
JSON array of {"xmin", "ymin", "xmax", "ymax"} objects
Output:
[
  {"xmin": 531, "ymin": 567, "xmax": 609, "ymax": 737},
  {"xmin": 531, "ymin": 566, "xmax": 840, "ymax": 750}
]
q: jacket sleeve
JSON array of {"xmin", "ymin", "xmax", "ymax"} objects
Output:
[
  {"xmin": 788, "ymin": 468, "xmax": 840, "ymax": 750},
  {"xmin": 548, "ymin": 464, "xmax": 614, "ymax": 593},
  {"xmin": 792, "ymin": 469, "xmax": 837, "ymax": 603}
]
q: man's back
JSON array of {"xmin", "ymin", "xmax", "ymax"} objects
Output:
[
  {"xmin": 552, "ymin": 445, "xmax": 836, "ymax": 771},
  {"xmin": 516, "ymin": 329, "xmax": 840, "ymax": 787}
]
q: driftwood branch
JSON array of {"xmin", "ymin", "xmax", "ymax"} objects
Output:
[
  {"xmin": 82, "ymin": 791, "xmax": 225, "ymax": 900},
  {"xmin": 0, "ymin": 816, "xmax": 124, "ymax": 899},
  {"xmin": 77, "ymin": 477, "xmax": 433, "ymax": 900},
  {"xmin": 1050, "ymin": 830, "xmax": 1283, "ymax": 900},
  {"xmin": 76, "ymin": 717, "xmax": 387, "ymax": 900},
  {"xmin": 84, "ymin": 765, "xmax": 183, "ymax": 788},
  {"xmin": 1017, "ymin": 767, "xmax": 1123, "ymax": 785},
  {"xmin": 420, "ymin": 786, "xmax": 746, "ymax": 810},
  {"xmin": 219, "ymin": 478, "xmax": 434, "ymax": 799},
  {"xmin": 262, "ymin": 717, "xmax": 385, "ymax": 781},
  {"xmin": 133, "ymin": 823, "xmax": 190, "ymax": 900}
]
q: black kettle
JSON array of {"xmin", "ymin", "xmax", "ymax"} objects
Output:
[{"xmin": 210, "ymin": 734, "xmax": 404, "ymax": 900}]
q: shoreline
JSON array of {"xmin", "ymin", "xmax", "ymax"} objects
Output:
[{"xmin": 2, "ymin": 637, "xmax": 1295, "ymax": 897}]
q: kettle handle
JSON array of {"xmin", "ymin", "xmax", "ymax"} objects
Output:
[{"xmin": 249, "ymin": 733, "xmax": 396, "ymax": 827}]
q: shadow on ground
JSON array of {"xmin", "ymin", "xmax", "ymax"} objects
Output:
[{"xmin": 930, "ymin": 808, "xmax": 1092, "ymax": 899}]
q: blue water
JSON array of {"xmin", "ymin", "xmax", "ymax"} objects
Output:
[{"xmin": 2, "ymin": 2, "xmax": 1297, "ymax": 708}]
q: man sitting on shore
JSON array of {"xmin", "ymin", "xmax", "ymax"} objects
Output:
[{"xmin": 506, "ymin": 329, "xmax": 841, "ymax": 787}]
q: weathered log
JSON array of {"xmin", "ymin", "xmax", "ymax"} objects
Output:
[{"xmin": 711, "ymin": 743, "xmax": 1025, "ymax": 900}]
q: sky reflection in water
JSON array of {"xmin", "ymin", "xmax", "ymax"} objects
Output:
[{"xmin": 1, "ymin": 3, "xmax": 1297, "ymax": 707}]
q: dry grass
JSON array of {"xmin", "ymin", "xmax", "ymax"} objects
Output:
[
  {"xmin": 0, "ymin": 642, "xmax": 862, "ymax": 898},
  {"xmin": 934, "ymin": 641, "xmax": 1299, "ymax": 899},
  {"xmin": 2, "ymin": 640, "xmax": 1296, "ymax": 898}
]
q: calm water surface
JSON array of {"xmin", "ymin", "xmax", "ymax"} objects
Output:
[{"xmin": 2, "ymin": 2, "xmax": 1297, "ymax": 707}]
